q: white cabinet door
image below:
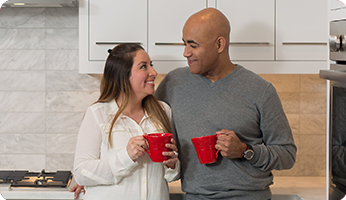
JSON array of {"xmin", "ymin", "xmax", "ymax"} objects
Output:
[
  {"xmin": 276, "ymin": 0, "xmax": 328, "ymax": 60},
  {"xmin": 217, "ymin": 0, "xmax": 275, "ymax": 61},
  {"xmin": 330, "ymin": 0, "xmax": 346, "ymax": 21},
  {"xmin": 148, "ymin": 0, "xmax": 206, "ymax": 61},
  {"xmin": 330, "ymin": 0, "xmax": 346, "ymax": 10},
  {"xmin": 89, "ymin": 0, "xmax": 147, "ymax": 61}
]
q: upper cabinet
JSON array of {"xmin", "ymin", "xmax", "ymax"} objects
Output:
[
  {"xmin": 79, "ymin": 0, "xmax": 147, "ymax": 73},
  {"xmin": 79, "ymin": 0, "xmax": 328, "ymax": 74},
  {"xmin": 276, "ymin": 0, "xmax": 328, "ymax": 60},
  {"xmin": 217, "ymin": 0, "xmax": 275, "ymax": 61},
  {"xmin": 330, "ymin": 0, "xmax": 346, "ymax": 10},
  {"xmin": 330, "ymin": 0, "xmax": 346, "ymax": 21},
  {"xmin": 148, "ymin": 0, "xmax": 206, "ymax": 61}
]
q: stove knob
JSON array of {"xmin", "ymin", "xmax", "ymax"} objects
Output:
[{"xmin": 330, "ymin": 35, "xmax": 341, "ymax": 52}]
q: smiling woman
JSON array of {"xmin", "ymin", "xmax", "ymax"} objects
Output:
[{"xmin": 72, "ymin": 43, "xmax": 180, "ymax": 200}]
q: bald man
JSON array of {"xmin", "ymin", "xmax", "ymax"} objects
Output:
[{"xmin": 156, "ymin": 8, "xmax": 296, "ymax": 200}]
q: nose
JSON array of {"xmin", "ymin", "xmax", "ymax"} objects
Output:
[
  {"xmin": 149, "ymin": 66, "xmax": 157, "ymax": 78},
  {"xmin": 183, "ymin": 45, "xmax": 191, "ymax": 58}
]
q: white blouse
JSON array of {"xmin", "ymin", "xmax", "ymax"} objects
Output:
[{"xmin": 73, "ymin": 100, "xmax": 180, "ymax": 200}]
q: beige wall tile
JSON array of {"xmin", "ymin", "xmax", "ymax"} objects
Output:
[
  {"xmin": 299, "ymin": 155, "xmax": 326, "ymax": 176},
  {"xmin": 155, "ymin": 74, "xmax": 166, "ymax": 90},
  {"xmin": 300, "ymin": 114, "xmax": 326, "ymax": 135},
  {"xmin": 273, "ymin": 156, "xmax": 302, "ymax": 176},
  {"xmin": 286, "ymin": 114, "xmax": 300, "ymax": 135},
  {"xmin": 300, "ymin": 74, "xmax": 327, "ymax": 93},
  {"xmin": 293, "ymin": 134, "xmax": 300, "ymax": 156},
  {"xmin": 259, "ymin": 74, "xmax": 300, "ymax": 92},
  {"xmin": 299, "ymin": 135, "xmax": 326, "ymax": 156},
  {"xmin": 300, "ymin": 93, "xmax": 326, "ymax": 114},
  {"xmin": 278, "ymin": 92, "xmax": 300, "ymax": 114}
]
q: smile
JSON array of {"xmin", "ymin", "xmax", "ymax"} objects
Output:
[
  {"xmin": 188, "ymin": 60, "xmax": 195, "ymax": 65},
  {"xmin": 146, "ymin": 81, "xmax": 155, "ymax": 86}
]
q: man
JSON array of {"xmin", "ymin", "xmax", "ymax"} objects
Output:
[{"xmin": 155, "ymin": 8, "xmax": 296, "ymax": 200}]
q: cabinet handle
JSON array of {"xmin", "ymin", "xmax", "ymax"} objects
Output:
[
  {"xmin": 282, "ymin": 42, "xmax": 327, "ymax": 45},
  {"xmin": 229, "ymin": 42, "xmax": 270, "ymax": 45},
  {"xmin": 95, "ymin": 42, "xmax": 142, "ymax": 45},
  {"xmin": 155, "ymin": 43, "xmax": 185, "ymax": 46}
]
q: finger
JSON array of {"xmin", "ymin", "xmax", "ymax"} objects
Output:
[
  {"xmin": 165, "ymin": 143, "xmax": 178, "ymax": 151},
  {"xmin": 163, "ymin": 150, "xmax": 178, "ymax": 158},
  {"xmin": 170, "ymin": 138, "xmax": 176, "ymax": 145},
  {"xmin": 163, "ymin": 157, "xmax": 178, "ymax": 167}
]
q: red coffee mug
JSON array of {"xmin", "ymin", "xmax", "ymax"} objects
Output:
[
  {"xmin": 143, "ymin": 133, "xmax": 172, "ymax": 162},
  {"xmin": 191, "ymin": 134, "xmax": 220, "ymax": 164}
]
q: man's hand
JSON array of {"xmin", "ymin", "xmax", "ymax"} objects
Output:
[{"xmin": 215, "ymin": 129, "xmax": 247, "ymax": 159}]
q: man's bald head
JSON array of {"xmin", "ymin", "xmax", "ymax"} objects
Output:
[{"xmin": 184, "ymin": 8, "xmax": 230, "ymax": 44}]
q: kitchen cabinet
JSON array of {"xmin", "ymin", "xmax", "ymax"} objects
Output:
[
  {"xmin": 276, "ymin": 0, "xmax": 328, "ymax": 60},
  {"xmin": 330, "ymin": 0, "xmax": 346, "ymax": 21},
  {"xmin": 148, "ymin": 0, "xmax": 206, "ymax": 61},
  {"xmin": 79, "ymin": 0, "xmax": 147, "ymax": 73},
  {"xmin": 217, "ymin": 0, "xmax": 275, "ymax": 61},
  {"xmin": 79, "ymin": 0, "xmax": 328, "ymax": 74},
  {"xmin": 330, "ymin": 0, "xmax": 346, "ymax": 10}
]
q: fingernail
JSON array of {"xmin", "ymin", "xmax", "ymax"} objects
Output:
[{"xmin": 162, "ymin": 152, "xmax": 167, "ymax": 155}]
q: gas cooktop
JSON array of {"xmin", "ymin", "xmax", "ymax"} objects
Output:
[{"xmin": 0, "ymin": 169, "xmax": 72, "ymax": 188}]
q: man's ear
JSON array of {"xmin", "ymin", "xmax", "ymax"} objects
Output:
[{"xmin": 216, "ymin": 36, "xmax": 227, "ymax": 53}]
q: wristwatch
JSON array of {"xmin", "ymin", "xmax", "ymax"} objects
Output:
[{"xmin": 242, "ymin": 144, "xmax": 254, "ymax": 161}]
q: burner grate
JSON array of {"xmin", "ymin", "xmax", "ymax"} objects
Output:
[{"xmin": 0, "ymin": 170, "xmax": 72, "ymax": 188}]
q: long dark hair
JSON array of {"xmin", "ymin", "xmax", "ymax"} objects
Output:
[{"xmin": 96, "ymin": 43, "xmax": 172, "ymax": 148}]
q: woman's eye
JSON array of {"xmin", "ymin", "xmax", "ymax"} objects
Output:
[{"xmin": 140, "ymin": 65, "xmax": 147, "ymax": 69}]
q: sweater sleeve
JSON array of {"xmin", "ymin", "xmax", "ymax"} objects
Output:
[
  {"xmin": 249, "ymin": 84, "xmax": 297, "ymax": 171},
  {"xmin": 73, "ymin": 107, "xmax": 138, "ymax": 186}
]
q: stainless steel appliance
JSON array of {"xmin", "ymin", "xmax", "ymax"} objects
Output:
[{"xmin": 320, "ymin": 19, "xmax": 346, "ymax": 200}]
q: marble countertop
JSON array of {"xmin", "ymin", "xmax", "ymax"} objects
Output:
[
  {"xmin": 0, "ymin": 176, "xmax": 326, "ymax": 200},
  {"xmin": 169, "ymin": 176, "xmax": 327, "ymax": 200},
  {"xmin": 0, "ymin": 179, "xmax": 81, "ymax": 200},
  {"xmin": 0, "ymin": 187, "xmax": 76, "ymax": 200}
]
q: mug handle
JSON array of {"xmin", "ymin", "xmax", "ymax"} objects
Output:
[
  {"xmin": 215, "ymin": 133, "xmax": 221, "ymax": 159},
  {"xmin": 143, "ymin": 135, "xmax": 150, "ymax": 155}
]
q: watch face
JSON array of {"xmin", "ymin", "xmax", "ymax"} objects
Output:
[{"xmin": 244, "ymin": 150, "xmax": 254, "ymax": 160}]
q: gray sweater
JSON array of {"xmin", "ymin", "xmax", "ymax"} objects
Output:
[{"xmin": 155, "ymin": 65, "xmax": 297, "ymax": 200}]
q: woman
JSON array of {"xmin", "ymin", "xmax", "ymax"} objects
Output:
[{"xmin": 73, "ymin": 43, "xmax": 180, "ymax": 200}]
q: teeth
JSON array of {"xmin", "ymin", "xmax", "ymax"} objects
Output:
[{"xmin": 147, "ymin": 81, "xmax": 154, "ymax": 84}]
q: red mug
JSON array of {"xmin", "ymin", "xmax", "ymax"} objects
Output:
[
  {"xmin": 191, "ymin": 134, "xmax": 220, "ymax": 164},
  {"xmin": 143, "ymin": 133, "xmax": 172, "ymax": 162}
]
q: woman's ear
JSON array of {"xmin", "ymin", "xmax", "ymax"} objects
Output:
[{"xmin": 216, "ymin": 36, "xmax": 226, "ymax": 53}]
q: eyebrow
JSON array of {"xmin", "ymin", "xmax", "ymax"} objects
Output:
[
  {"xmin": 182, "ymin": 39, "xmax": 199, "ymax": 45},
  {"xmin": 137, "ymin": 61, "xmax": 147, "ymax": 66},
  {"xmin": 137, "ymin": 61, "xmax": 152, "ymax": 66}
]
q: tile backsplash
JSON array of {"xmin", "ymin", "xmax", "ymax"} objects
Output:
[{"xmin": 0, "ymin": 8, "xmax": 326, "ymax": 176}]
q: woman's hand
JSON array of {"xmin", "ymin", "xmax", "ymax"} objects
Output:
[
  {"xmin": 126, "ymin": 135, "xmax": 148, "ymax": 161},
  {"xmin": 162, "ymin": 138, "xmax": 179, "ymax": 169},
  {"xmin": 69, "ymin": 184, "xmax": 85, "ymax": 199}
]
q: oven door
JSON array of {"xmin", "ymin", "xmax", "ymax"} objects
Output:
[{"xmin": 320, "ymin": 66, "xmax": 346, "ymax": 200}]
